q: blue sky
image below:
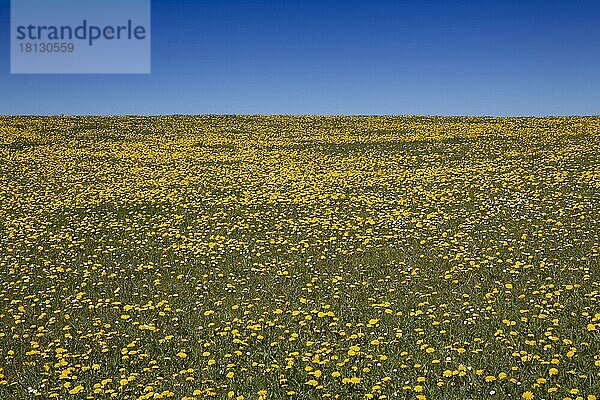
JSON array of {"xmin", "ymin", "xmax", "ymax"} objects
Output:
[{"xmin": 1, "ymin": 0, "xmax": 599, "ymax": 115}]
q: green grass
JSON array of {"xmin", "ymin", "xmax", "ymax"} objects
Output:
[{"xmin": 0, "ymin": 115, "xmax": 599, "ymax": 400}]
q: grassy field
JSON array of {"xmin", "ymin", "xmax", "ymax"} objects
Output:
[{"xmin": 1, "ymin": 115, "xmax": 599, "ymax": 400}]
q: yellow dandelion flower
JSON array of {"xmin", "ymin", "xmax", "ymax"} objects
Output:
[
  {"xmin": 69, "ymin": 385, "xmax": 84, "ymax": 395},
  {"xmin": 522, "ymin": 391, "xmax": 534, "ymax": 400}
]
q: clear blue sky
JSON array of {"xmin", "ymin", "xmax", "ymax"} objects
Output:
[{"xmin": 1, "ymin": 0, "xmax": 599, "ymax": 116}]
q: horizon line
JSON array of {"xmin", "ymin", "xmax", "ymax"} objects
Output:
[{"xmin": 2, "ymin": 114, "xmax": 600, "ymax": 118}]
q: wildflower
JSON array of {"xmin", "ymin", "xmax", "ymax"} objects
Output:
[{"xmin": 69, "ymin": 385, "xmax": 84, "ymax": 395}]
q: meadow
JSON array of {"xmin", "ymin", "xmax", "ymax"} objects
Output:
[{"xmin": 0, "ymin": 115, "xmax": 599, "ymax": 400}]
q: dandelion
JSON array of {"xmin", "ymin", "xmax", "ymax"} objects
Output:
[
  {"xmin": 69, "ymin": 385, "xmax": 84, "ymax": 395},
  {"xmin": 522, "ymin": 391, "xmax": 534, "ymax": 400}
]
